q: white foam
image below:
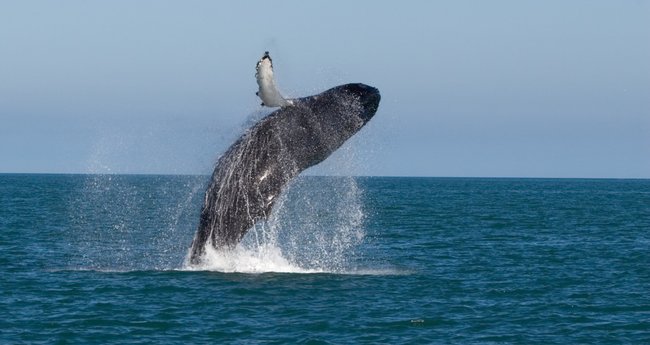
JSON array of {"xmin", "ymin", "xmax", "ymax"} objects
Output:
[
  {"xmin": 183, "ymin": 244, "xmax": 323, "ymax": 274},
  {"xmin": 180, "ymin": 242, "xmax": 412, "ymax": 276}
]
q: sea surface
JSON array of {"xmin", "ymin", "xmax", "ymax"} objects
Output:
[{"xmin": 1, "ymin": 174, "xmax": 649, "ymax": 344}]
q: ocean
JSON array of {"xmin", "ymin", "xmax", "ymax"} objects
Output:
[{"xmin": 1, "ymin": 174, "xmax": 649, "ymax": 343}]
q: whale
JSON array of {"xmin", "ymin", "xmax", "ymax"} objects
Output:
[{"xmin": 188, "ymin": 83, "xmax": 380, "ymax": 264}]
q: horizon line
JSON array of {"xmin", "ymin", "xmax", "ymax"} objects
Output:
[{"xmin": 1, "ymin": 172, "xmax": 649, "ymax": 181}]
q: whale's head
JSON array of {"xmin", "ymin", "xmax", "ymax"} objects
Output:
[
  {"xmin": 339, "ymin": 83, "xmax": 381, "ymax": 123},
  {"xmin": 304, "ymin": 83, "xmax": 380, "ymax": 126}
]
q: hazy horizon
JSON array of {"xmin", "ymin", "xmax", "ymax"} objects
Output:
[{"xmin": 1, "ymin": 1, "xmax": 648, "ymax": 178}]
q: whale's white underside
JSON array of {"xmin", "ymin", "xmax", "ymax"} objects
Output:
[{"xmin": 255, "ymin": 52, "xmax": 292, "ymax": 107}]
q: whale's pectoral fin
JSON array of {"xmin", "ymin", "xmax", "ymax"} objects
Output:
[{"xmin": 256, "ymin": 51, "xmax": 291, "ymax": 108}]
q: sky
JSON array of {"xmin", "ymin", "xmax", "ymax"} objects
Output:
[{"xmin": 1, "ymin": 1, "xmax": 648, "ymax": 178}]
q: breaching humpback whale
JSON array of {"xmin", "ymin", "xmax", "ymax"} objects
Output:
[{"xmin": 188, "ymin": 53, "xmax": 380, "ymax": 264}]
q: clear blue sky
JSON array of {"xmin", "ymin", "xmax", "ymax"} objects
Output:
[{"xmin": 1, "ymin": 1, "xmax": 648, "ymax": 177}]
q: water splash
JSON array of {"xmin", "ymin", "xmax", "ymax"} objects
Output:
[
  {"xmin": 67, "ymin": 172, "xmax": 369, "ymax": 273},
  {"xmin": 67, "ymin": 174, "xmax": 204, "ymax": 271},
  {"xmin": 184, "ymin": 244, "xmax": 322, "ymax": 274},
  {"xmin": 185, "ymin": 175, "xmax": 367, "ymax": 273}
]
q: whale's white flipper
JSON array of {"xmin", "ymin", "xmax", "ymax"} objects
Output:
[{"xmin": 255, "ymin": 52, "xmax": 293, "ymax": 107}]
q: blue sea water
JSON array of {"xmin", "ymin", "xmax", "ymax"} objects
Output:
[{"xmin": 1, "ymin": 174, "xmax": 649, "ymax": 344}]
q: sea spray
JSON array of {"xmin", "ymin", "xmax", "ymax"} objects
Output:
[
  {"xmin": 67, "ymin": 173, "xmax": 368, "ymax": 273},
  {"xmin": 188, "ymin": 175, "xmax": 367, "ymax": 273},
  {"xmin": 67, "ymin": 174, "xmax": 204, "ymax": 271}
]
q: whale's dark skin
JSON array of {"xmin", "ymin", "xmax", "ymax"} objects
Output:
[{"xmin": 189, "ymin": 83, "xmax": 380, "ymax": 264}]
